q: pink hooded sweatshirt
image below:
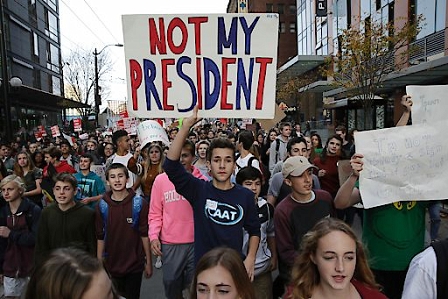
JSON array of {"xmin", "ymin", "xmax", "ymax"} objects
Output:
[{"xmin": 148, "ymin": 165, "xmax": 208, "ymax": 244}]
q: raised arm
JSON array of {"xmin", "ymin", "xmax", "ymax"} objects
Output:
[
  {"xmin": 334, "ymin": 153, "xmax": 363, "ymax": 209},
  {"xmin": 166, "ymin": 106, "xmax": 200, "ymax": 161},
  {"xmin": 396, "ymin": 95, "xmax": 413, "ymax": 127}
]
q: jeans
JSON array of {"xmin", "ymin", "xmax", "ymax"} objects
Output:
[{"xmin": 428, "ymin": 201, "xmax": 441, "ymax": 241}]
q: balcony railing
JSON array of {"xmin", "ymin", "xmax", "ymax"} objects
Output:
[{"xmin": 409, "ymin": 29, "xmax": 445, "ymax": 64}]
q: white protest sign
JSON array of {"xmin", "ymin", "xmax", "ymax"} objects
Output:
[
  {"xmin": 91, "ymin": 165, "xmax": 107, "ymax": 187},
  {"xmin": 406, "ymin": 85, "xmax": 447, "ymax": 124},
  {"xmin": 137, "ymin": 120, "xmax": 170, "ymax": 148},
  {"xmin": 122, "ymin": 14, "xmax": 279, "ymax": 119},
  {"xmin": 355, "ymin": 122, "xmax": 448, "ymax": 208}
]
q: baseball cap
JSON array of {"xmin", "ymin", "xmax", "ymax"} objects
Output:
[{"xmin": 282, "ymin": 156, "xmax": 317, "ymax": 178}]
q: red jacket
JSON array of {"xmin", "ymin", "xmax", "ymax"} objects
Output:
[
  {"xmin": 43, "ymin": 160, "xmax": 76, "ymax": 177},
  {"xmin": 284, "ymin": 279, "xmax": 388, "ymax": 299}
]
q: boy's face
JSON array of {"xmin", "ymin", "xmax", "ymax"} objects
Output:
[
  {"xmin": 241, "ymin": 178, "xmax": 261, "ymax": 200},
  {"xmin": 53, "ymin": 181, "xmax": 76, "ymax": 206},
  {"xmin": 79, "ymin": 157, "xmax": 91, "ymax": 171},
  {"xmin": 107, "ymin": 168, "xmax": 128, "ymax": 192},
  {"xmin": 44, "ymin": 154, "xmax": 56, "ymax": 165},
  {"xmin": 180, "ymin": 148, "xmax": 194, "ymax": 171},
  {"xmin": 117, "ymin": 135, "xmax": 130, "ymax": 151},
  {"xmin": 1, "ymin": 181, "xmax": 22, "ymax": 203},
  {"xmin": 289, "ymin": 142, "xmax": 308, "ymax": 157},
  {"xmin": 207, "ymin": 148, "xmax": 235, "ymax": 183},
  {"xmin": 285, "ymin": 168, "xmax": 313, "ymax": 196}
]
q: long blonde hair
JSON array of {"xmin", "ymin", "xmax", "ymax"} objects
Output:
[
  {"xmin": 142, "ymin": 143, "xmax": 164, "ymax": 181},
  {"xmin": 289, "ymin": 218, "xmax": 379, "ymax": 299}
]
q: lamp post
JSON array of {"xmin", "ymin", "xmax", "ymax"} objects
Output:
[{"xmin": 93, "ymin": 43, "xmax": 123, "ymax": 128}]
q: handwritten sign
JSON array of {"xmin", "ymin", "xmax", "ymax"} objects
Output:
[
  {"xmin": 355, "ymin": 122, "xmax": 448, "ymax": 208},
  {"xmin": 406, "ymin": 85, "xmax": 448, "ymax": 124},
  {"xmin": 137, "ymin": 120, "xmax": 170, "ymax": 148},
  {"xmin": 122, "ymin": 14, "xmax": 279, "ymax": 119}
]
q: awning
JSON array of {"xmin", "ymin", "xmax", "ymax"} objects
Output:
[
  {"xmin": 323, "ymin": 95, "xmax": 383, "ymax": 109},
  {"xmin": 277, "ymin": 55, "xmax": 326, "ymax": 84},
  {"xmin": 299, "ymin": 80, "xmax": 339, "ymax": 93},
  {"xmin": 12, "ymin": 85, "xmax": 91, "ymax": 109},
  {"xmin": 323, "ymin": 55, "xmax": 448, "ymax": 99}
]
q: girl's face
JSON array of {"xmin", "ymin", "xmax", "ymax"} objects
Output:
[
  {"xmin": 149, "ymin": 147, "xmax": 161, "ymax": 164},
  {"xmin": 257, "ymin": 134, "xmax": 264, "ymax": 144},
  {"xmin": 34, "ymin": 153, "xmax": 43, "ymax": 163},
  {"xmin": 269, "ymin": 131, "xmax": 277, "ymax": 141},
  {"xmin": 81, "ymin": 269, "xmax": 115, "ymax": 299},
  {"xmin": 311, "ymin": 136, "xmax": 320, "ymax": 147},
  {"xmin": 17, "ymin": 153, "xmax": 29, "ymax": 168},
  {"xmin": 104, "ymin": 144, "xmax": 114, "ymax": 158},
  {"xmin": 311, "ymin": 231, "xmax": 356, "ymax": 292},
  {"xmin": 197, "ymin": 144, "xmax": 209, "ymax": 159},
  {"xmin": 196, "ymin": 265, "xmax": 240, "ymax": 299}
]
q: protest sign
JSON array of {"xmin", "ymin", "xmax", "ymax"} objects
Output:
[
  {"xmin": 51, "ymin": 125, "xmax": 60, "ymax": 137},
  {"xmin": 406, "ymin": 85, "xmax": 448, "ymax": 124},
  {"xmin": 73, "ymin": 118, "xmax": 82, "ymax": 132},
  {"xmin": 91, "ymin": 165, "xmax": 107, "ymax": 187},
  {"xmin": 122, "ymin": 14, "xmax": 279, "ymax": 119},
  {"xmin": 355, "ymin": 122, "xmax": 448, "ymax": 208},
  {"xmin": 137, "ymin": 120, "xmax": 170, "ymax": 148}
]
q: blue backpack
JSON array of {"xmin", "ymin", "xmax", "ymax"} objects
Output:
[{"xmin": 98, "ymin": 195, "xmax": 143, "ymax": 251}]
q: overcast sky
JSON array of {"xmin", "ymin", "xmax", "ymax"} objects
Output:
[{"xmin": 59, "ymin": 0, "xmax": 229, "ymax": 108}]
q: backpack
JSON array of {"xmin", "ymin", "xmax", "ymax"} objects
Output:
[
  {"xmin": 431, "ymin": 239, "xmax": 448, "ymax": 299},
  {"xmin": 275, "ymin": 139, "xmax": 281, "ymax": 163},
  {"xmin": 98, "ymin": 195, "xmax": 143, "ymax": 257}
]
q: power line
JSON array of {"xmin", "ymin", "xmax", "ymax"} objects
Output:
[
  {"xmin": 59, "ymin": 0, "xmax": 106, "ymax": 45},
  {"xmin": 81, "ymin": 0, "xmax": 121, "ymax": 43}
]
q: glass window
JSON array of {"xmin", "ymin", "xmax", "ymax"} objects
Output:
[
  {"xmin": 279, "ymin": 22, "xmax": 286, "ymax": 33},
  {"xmin": 33, "ymin": 32, "xmax": 39, "ymax": 56},
  {"xmin": 50, "ymin": 44, "xmax": 59, "ymax": 72},
  {"xmin": 278, "ymin": 4, "xmax": 284, "ymax": 14},
  {"xmin": 289, "ymin": 5, "xmax": 296, "ymax": 14},
  {"xmin": 417, "ymin": 0, "xmax": 435, "ymax": 38},
  {"xmin": 361, "ymin": 0, "xmax": 371, "ymax": 18},
  {"xmin": 266, "ymin": 3, "xmax": 273, "ymax": 12},
  {"xmin": 46, "ymin": 10, "xmax": 58, "ymax": 41},
  {"xmin": 436, "ymin": 0, "xmax": 446, "ymax": 31},
  {"xmin": 289, "ymin": 22, "xmax": 296, "ymax": 33},
  {"xmin": 52, "ymin": 76, "xmax": 61, "ymax": 95}
]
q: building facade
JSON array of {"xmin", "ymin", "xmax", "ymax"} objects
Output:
[
  {"xmin": 279, "ymin": 0, "xmax": 448, "ymax": 131},
  {"xmin": 0, "ymin": 0, "xmax": 85, "ymax": 142}
]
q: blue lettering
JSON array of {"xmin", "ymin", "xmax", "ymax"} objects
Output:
[
  {"xmin": 235, "ymin": 58, "xmax": 254, "ymax": 110},
  {"xmin": 176, "ymin": 56, "xmax": 196, "ymax": 112},
  {"xmin": 203, "ymin": 58, "xmax": 221, "ymax": 110},
  {"xmin": 239, "ymin": 16, "xmax": 259, "ymax": 54},
  {"xmin": 217, "ymin": 17, "xmax": 237, "ymax": 54},
  {"xmin": 143, "ymin": 59, "xmax": 163, "ymax": 110}
]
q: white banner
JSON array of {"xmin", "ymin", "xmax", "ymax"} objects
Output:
[
  {"xmin": 122, "ymin": 14, "xmax": 279, "ymax": 119},
  {"xmin": 355, "ymin": 122, "xmax": 448, "ymax": 208},
  {"xmin": 137, "ymin": 120, "xmax": 170, "ymax": 148},
  {"xmin": 406, "ymin": 85, "xmax": 448, "ymax": 124}
]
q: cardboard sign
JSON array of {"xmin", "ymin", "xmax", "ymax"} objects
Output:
[
  {"xmin": 122, "ymin": 14, "xmax": 279, "ymax": 119},
  {"xmin": 137, "ymin": 120, "xmax": 170, "ymax": 148},
  {"xmin": 51, "ymin": 125, "xmax": 60, "ymax": 137},
  {"xmin": 406, "ymin": 85, "xmax": 447, "ymax": 124},
  {"xmin": 355, "ymin": 122, "xmax": 448, "ymax": 208},
  {"xmin": 73, "ymin": 118, "xmax": 82, "ymax": 132}
]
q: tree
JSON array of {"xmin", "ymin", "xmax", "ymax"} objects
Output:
[
  {"xmin": 324, "ymin": 15, "xmax": 422, "ymax": 129},
  {"xmin": 63, "ymin": 47, "xmax": 114, "ymax": 125}
]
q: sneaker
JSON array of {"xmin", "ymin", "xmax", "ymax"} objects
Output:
[{"xmin": 155, "ymin": 256, "xmax": 163, "ymax": 269}]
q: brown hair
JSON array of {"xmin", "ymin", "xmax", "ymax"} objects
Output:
[
  {"xmin": 25, "ymin": 247, "xmax": 119, "ymax": 299},
  {"xmin": 289, "ymin": 218, "xmax": 379, "ymax": 299},
  {"xmin": 190, "ymin": 247, "xmax": 255, "ymax": 299},
  {"xmin": 13, "ymin": 150, "xmax": 37, "ymax": 177}
]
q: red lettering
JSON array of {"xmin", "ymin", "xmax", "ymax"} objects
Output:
[
  {"xmin": 221, "ymin": 58, "xmax": 236, "ymax": 110},
  {"xmin": 167, "ymin": 18, "xmax": 188, "ymax": 54},
  {"xmin": 188, "ymin": 17, "xmax": 208, "ymax": 55},
  {"xmin": 161, "ymin": 59, "xmax": 175, "ymax": 110},
  {"xmin": 149, "ymin": 18, "xmax": 167, "ymax": 54},
  {"xmin": 255, "ymin": 57, "xmax": 273, "ymax": 110},
  {"xmin": 196, "ymin": 57, "xmax": 203, "ymax": 109},
  {"xmin": 129, "ymin": 59, "xmax": 142, "ymax": 110}
]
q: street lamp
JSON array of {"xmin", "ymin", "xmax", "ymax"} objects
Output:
[
  {"xmin": 1, "ymin": 76, "xmax": 22, "ymax": 142},
  {"xmin": 93, "ymin": 43, "xmax": 123, "ymax": 128}
]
